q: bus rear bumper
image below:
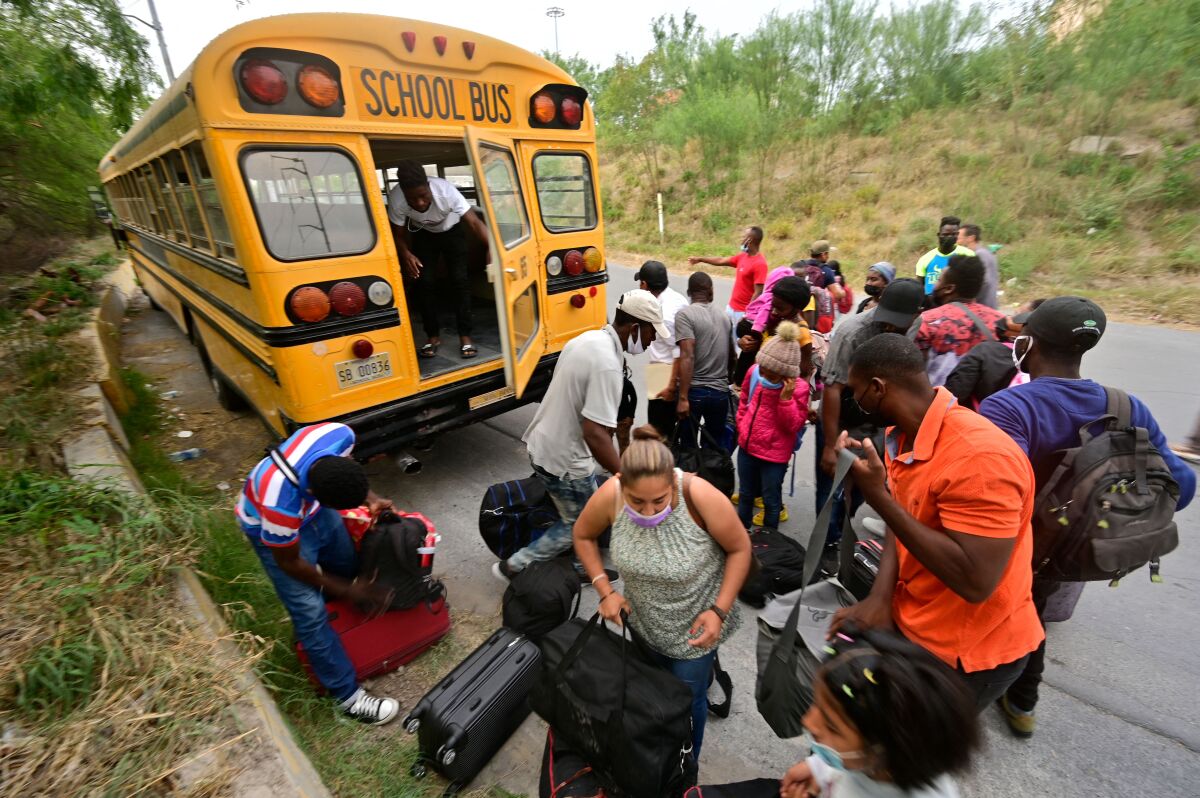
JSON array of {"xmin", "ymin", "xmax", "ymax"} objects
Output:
[{"xmin": 281, "ymin": 353, "xmax": 560, "ymax": 461}]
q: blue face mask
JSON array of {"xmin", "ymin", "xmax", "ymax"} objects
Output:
[
  {"xmin": 803, "ymin": 732, "xmax": 864, "ymax": 772},
  {"xmin": 758, "ymin": 375, "xmax": 782, "ymax": 390}
]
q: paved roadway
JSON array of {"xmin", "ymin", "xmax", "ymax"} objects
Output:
[{"xmin": 366, "ymin": 261, "xmax": 1200, "ymax": 796}]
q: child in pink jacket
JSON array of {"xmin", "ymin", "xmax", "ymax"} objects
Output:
[{"xmin": 736, "ymin": 321, "xmax": 809, "ymax": 530}]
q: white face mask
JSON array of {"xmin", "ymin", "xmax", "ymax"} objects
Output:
[
  {"xmin": 1012, "ymin": 335, "xmax": 1033, "ymax": 373},
  {"xmin": 626, "ymin": 326, "xmax": 646, "ymax": 355}
]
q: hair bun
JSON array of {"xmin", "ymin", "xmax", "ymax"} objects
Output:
[
  {"xmin": 774, "ymin": 320, "xmax": 800, "ymax": 343},
  {"xmin": 630, "ymin": 424, "xmax": 665, "ymax": 443}
]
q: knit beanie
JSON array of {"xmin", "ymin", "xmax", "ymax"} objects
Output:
[{"xmin": 757, "ymin": 321, "xmax": 803, "ymax": 378}]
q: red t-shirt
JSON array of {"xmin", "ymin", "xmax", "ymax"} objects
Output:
[{"xmin": 727, "ymin": 251, "xmax": 768, "ymax": 312}]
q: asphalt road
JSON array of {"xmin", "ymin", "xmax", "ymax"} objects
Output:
[{"xmin": 129, "ymin": 261, "xmax": 1200, "ymax": 796}]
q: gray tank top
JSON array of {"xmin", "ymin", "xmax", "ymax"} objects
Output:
[{"xmin": 610, "ymin": 469, "xmax": 741, "ymax": 660}]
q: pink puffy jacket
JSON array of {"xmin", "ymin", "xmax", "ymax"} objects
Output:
[{"xmin": 736, "ymin": 365, "xmax": 809, "ymax": 464}]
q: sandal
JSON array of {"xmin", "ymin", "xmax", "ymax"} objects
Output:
[
  {"xmin": 419, "ymin": 342, "xmax": 439, "ymax": 359},
  {"xmin": 460, "ymin": 344, "xmax": 478, "ymax": 359}
]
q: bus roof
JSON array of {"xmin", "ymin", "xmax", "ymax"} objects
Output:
[{"xmin": 100, "ymin": 14, "xmax": 582, "ymax": 176}]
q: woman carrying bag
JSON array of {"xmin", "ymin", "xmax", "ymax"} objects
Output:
[{"xmin": 574, "ymin": 426, "xmax": 753, "ymax": 761}]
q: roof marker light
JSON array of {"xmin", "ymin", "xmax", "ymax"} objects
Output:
[
  {"xmin": 462, "ymin": 41, "xmax": 476, "ymax": 59},
  {"xmin": 401, "ymin": 31, "xmax": 416, "ymax": 52},
  {"xmin": 433, "ymin": 36, "xmax": 447, "ymax": 56}
]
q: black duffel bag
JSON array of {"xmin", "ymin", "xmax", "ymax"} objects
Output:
[
  {"xmin": 503, "ymin": 558, "xmax": 581, "ymax": 639},
  {"xmin": 673, "ymin": 425, "xmax": 735, "ymax": 498},
  {"xmin": 738, "ymin": 527, "xmax": 807, "ymax": 608},
  {"xmin": 530, "ymin": 613, "xmax": 697, "ymax": 798},
  {"xmin": 479, "ymin": 476, "xmax": 560, "ymax": 559}
]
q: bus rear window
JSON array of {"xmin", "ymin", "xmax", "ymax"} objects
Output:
[
  {"xmin": 532, "ymin": 153, "xmax": 597, "ymax": 233},
  {"xmin": 241, "ymin": 148, "xmax": 375, "ymax": 261}
]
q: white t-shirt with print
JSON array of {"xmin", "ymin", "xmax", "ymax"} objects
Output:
[
  {"xmin": 647, "ymin": 286, "xmax": 688, "ymax": 364},
  {"xmin": 386, "ymin": 176, "xmax": 471, "ymax": 233}
]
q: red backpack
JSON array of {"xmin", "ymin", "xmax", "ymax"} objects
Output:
[
  {"xmin": 836, "ymin": 281, "xmax": 853, "ymax": 314},
  {"xmin": 811, "ymin": 286, "xmax": 834, "ymax": 334}
]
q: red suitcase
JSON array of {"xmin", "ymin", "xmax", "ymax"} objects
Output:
[{"xmin": 296, "ymin": 596, "xmax": 451, "ymax": 689}]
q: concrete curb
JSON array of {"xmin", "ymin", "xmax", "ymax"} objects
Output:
[{"xmin": 61, "ymin": 261, "xmax": 333, "ymax": 798}]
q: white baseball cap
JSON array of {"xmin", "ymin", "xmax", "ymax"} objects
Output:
[{"xmin": 617, "ymin": 289, "xmax": 670, "ymax": 339}]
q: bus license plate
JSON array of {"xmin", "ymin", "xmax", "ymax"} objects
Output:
[{"xmin": 335, "ymin": 353, "xmax": 392, "ymax": 389}]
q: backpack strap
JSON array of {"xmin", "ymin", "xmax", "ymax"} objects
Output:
[
  {"xmin": 1105, "ymin": 387, "xmax": 1133, "ymax": 429},
  {"xmin": 268, "ymin": 445, "xmax": 301, "ymax": 487},
  {"xmin": 951, "ymin": 302, "xmax": 997, "ymax": 342},
  {"xmin": 1103, "ymin": 387, "xmax": 1150, "ymax": 494}
]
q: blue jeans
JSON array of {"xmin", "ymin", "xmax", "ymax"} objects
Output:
[
  {"xmin": 247, "ymin": 508, "xmax": 359, "ymax": 701},
  {"xmin": 676, "ymin": 387, "xmax": 732, "ymax": 450},
  {"xmin": 813, "ymin": 423, "xmax": 863, "ymax": 543},
  {"xmin": 737, "ymin": 449, "xmax": 788, "ymax": 530},
  {"xmin": 507, "ymin": 459, "xmax": 598, "ymax": 572},
  {"xmin": 650, "ymin": 648, "xmax": 718, "ymax": 762}
]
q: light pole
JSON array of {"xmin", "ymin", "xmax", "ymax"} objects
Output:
[
  {"xmin": 124, "ymin": 0, "xmax": 175, "ymax": 83},
  {"xmin": 546, "ymin": 7, "xmax": 565, "ymax": 57}
]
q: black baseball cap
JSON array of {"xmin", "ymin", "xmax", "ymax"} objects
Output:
[
  {"xmin": 1014, "ymin": 296, "xmax": 1106, "ymax": 351},
  {"xmin": 634, "ymin": 260, "xmax": 669, "ymax": 290},
  {"xmin": 874, "ymin": 278, "xmax": 924, "ymax": 329}
]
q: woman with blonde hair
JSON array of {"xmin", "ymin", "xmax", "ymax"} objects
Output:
[{"xmin": 574, "ymin": 426, "xmax": 752, "ymax": 761}]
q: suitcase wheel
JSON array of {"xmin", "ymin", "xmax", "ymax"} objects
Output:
[
  {"xmin": 404, "ymin": 716, "xmax": 420, "ymax": 734},
  {"xmin": 410, "ymin": 761, "xmax": 427, "ymax": 779},
  {"xmin": 437, "ymin": 745, "xmax": 457, "ymax": 767}
]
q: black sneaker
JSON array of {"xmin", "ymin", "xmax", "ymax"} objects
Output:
[
  {"xmin": 580, "ymin": 567, "xmax": 620, "ymax": 587},
  {"xmin": 341, "ymin": 688, "xmax": 400, "ymax": 725},
  {"xmin": 818, "ymin": 541, "xmax": 842, "ymax": 578},
  {"xmin": 491, "ymin": 560, "xmax": 516, "ymax": 583}
]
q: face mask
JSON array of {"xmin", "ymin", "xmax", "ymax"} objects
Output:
[
  {"xmin": 1012, "ymin": 335, "xmax": 1033, "ymax": 373},
  {"xmin": 740, "ymin": 242, "xmax": 749, "ymax": 252},
  {"xmin": 758, "ymin": 374, "xmax": 782, "ymax": 390},
  {"xmin": 863, "ymin": 283, "xmax": 883, "ymax": 297},
  {"xmin": 626, "ymin": 326, "xmax": 645, "ymax": 355},
  {"xmin": 624, "ymin": 502, "xmax": 672, "ymax": 528},
  {"xmin": 803, "ymin": 732, "xmax": 864, "ymax": 773}
]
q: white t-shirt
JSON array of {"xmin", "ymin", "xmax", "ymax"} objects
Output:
[
  {"xmin": 386, "ymin": 176, "xmax": 471, "ymax": 233},
  {"xmin": 523, "ymin": 326, "xmax": 624, "ymax": 479},
  {"xmin": 647, "ymin": 286, "xmax": 688, "ymax": 365}
]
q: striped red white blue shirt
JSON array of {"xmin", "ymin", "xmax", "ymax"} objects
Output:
[{"xmin": 236, "ymin": 423, "xmax": 356, "ymax": 546}]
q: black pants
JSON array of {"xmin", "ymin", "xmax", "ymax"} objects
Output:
[
  {"xmin": 410, "ymin": 221, "xmax": 472, "ymax": 339},
  {"xmin": 957, "ymin": 652, "xmax": 1033, "ymax": 713},
  {"xmin": 1003, "ymin": 578, "xmax": 1056, "ymax": 712}
]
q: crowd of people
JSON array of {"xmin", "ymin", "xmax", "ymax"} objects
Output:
[{"xmin": 234, "ymin": 214, "xmax": 1196, "ymax": 795}]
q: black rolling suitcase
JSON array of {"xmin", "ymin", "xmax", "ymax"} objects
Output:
[
  {"xmin": 404, "ymin": 628, "xmax": 542, "ymax": 795},
  {"xmin": 845, "ymin": 538, "xmax": 884, "ymax": 601}
]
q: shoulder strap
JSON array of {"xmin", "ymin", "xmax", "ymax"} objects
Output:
[
  {"xmin": 1104, "ymin": 386, "xmax": 1133, "ymax": 429},
  {"xmin": 747, "ymin": 365, "xmax": 761, "ymax": 404},
  {"xmin": 268, "ymin": 445, "xmax": 301, "ymax": 487},
  {"xmin": 951, "ymin": 302, "xmax": 997, "ymax": 342}
]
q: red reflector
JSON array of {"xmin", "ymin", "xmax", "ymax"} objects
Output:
[
  {"xmin": 401, "ymin": 31, "xmax": 416, "ymax": 52},
  {"xmin": 462, "ymin": 41, "xmax": 476, "ymax": 59},
  {"xmin": 329, "ymin": 281, "xmax": 367, "ymax": 316},
  {"xmin": 433, "ymin": 36, "xmax": 447, "ymax": 55},
  {"xmin": 564, "ymin": 250, "xmax": 584, "ymax": 276},
  {"xmin": 241, "ymin": 59, "xmax": 287, "ymax": 105},
  {"xmin": 589, "ymin": 286, "xmax": 598, "ymax": 297},
  {"xmin": 290, "ymin": 286, "xmax": 330, "ymax": 323},
  {"xmin": 561, "ymin": 97, "xmax": 582, "ymax": 126},
  {"xmin": 570, "ymin": 294, "xmax": 586, "ymax": 309},
  {"xmin": 352, "ymin": 339, "xmax": 374, "ymax": 359}
]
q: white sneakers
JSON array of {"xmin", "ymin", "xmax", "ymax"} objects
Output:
[{"xmin": 341, "ymin": 687, "xmax": 400, "ymax": 725}]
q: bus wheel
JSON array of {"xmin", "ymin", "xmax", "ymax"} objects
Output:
[{"xmin": 208, "ymin": 368, "xmax": 247, "ymax": 412}]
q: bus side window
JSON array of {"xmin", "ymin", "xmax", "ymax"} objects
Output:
[
  {"xmin": 153, "ymin": 158, "xmax": 187, "ymax": 243},
  {"xmin": 167, "ymin": 149, "xmax": 211, "ymax": 251},
  {"xmin": 186, "ymin": 142, "xmax": 237, "ymax": 261}
]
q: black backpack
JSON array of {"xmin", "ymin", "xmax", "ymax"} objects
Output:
[
  {"xmin": 672, "ymin": 425, "xmax": 736, "ymax": 498},
  {"xmin": 358, "ymin": 511, "xmax": 445, "ymax": 610},
  {"xmin": 737, "ymin": 528, "xmax": 806, "ymax": 608},
  {"xmin": 502, "ymin": 558, "xmax": 581, "ymax": 639},
  {"xmin": 479, "ymin": 476, "xmax": 560, "ymax": 559},
  {"xmin": 1032, "ymin": 387, "xmax": 1180, "ymax": 583}
]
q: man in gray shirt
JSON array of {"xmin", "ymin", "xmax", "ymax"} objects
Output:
[
  {"xmin": 670, "ymin": 273, "xmax": 734, "ymax": 448},
  {"xmin": 959, "ymin": 223, "xmax": 1000, "ymax": 309}
]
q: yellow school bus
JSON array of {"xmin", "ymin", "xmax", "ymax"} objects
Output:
[{"xmin": 99, "ymin": 14, "xmax": 607, "ymax": 458}]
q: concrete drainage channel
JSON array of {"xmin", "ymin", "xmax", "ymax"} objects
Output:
[{"xmin": 62, "ymin": 261, "xmax": 332, "ymax": 798}]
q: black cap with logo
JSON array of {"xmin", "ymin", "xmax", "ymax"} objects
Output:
[
  {"xmin": 1013, "ymin": 296, "xmax": 1106, "ymax": 352},
  {"xmin": 634, "ymin": 260, "xmax": 669, "ymax": 291},
  {"xmin": 874, "ymin": 278, "xmax": 924, "ymax": 330}
]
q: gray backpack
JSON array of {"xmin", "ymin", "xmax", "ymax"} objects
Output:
[{"xmin": 1032, "ymin": 388, "xmax": 1179, "ymax": 584}]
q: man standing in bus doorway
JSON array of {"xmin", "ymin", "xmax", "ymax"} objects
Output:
[{"xmin": 388, "ymin": 160, "xmax": 491, "ymax": 360}]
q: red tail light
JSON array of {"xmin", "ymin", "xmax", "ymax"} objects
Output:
[
  {"xmin": 241, "ymin": 59, "xmax": 287, "ymax": 105},
  {"xmin": 290, "ymin": 286, "xmax": 330, "ymax": 322},
  {"xmin": 329, "ymin": 281, "xmax": 367, "ymax": 316},
  {"xmin": 560, "ymin": 97, "xmax": 582, "ymax": 127},
  {"xmin": 352, "ymin": 339, "xmax": 374, "ymax": 359},
  {"xmin": 297, "ymin": 65, "xmax": 339, "ymax": 108},
  {"xmin": 563, "ymin": 250, "xmax": 584, "ymax": 276},
  {"xmin": 570, "ymin": 294, "xmax": 586, "ymax": 309}
]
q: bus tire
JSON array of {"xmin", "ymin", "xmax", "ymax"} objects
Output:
[{"xmin": 208, "ymin": 367, "xmax": 247, "ymax": 412}]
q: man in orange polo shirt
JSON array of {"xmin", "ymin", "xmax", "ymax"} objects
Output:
[{"xmin": 830, "ymin": 333, "xmax": 1043, "ymax": 710}]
